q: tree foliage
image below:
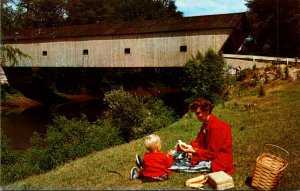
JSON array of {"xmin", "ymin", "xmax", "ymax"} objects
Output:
[
  {"xmin": 244, "ymin": 0, "xmax": 300, "ymax": 57},
  {"xmin": 65, "ymin": 0, "xmax": 108, "ymax": 25},
  {"xmin": 103, "ymin": 88, "xmax": 175, "ymax": 142},
  {"xmin": 1, "ymin": 45, "xmax": 31, "ymax": 66},
  {"xmin": 1, "ymin": 0, "xmax": 183, "ymax": 29},
  {"xmin": 1, "ymin": 0, "xmax": 18, "ymax": 31},
  {"xmin": 17, "ymin": 0, "xmax": 66, "ymax": 28},
  {"xmin": 180, "ymin": 49, "xmax": 230, "ymax": 104}
]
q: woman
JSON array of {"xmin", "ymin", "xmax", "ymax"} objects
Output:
[{"xmin": 179, "ymin": 97, "xmax": 236, "ymax": 175}]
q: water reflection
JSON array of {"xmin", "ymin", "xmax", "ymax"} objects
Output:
[{"xmin": 1, "ymin": 99, "xmax": 105, "ymax": 150}]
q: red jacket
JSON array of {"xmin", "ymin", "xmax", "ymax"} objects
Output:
[
  {"xmin": 189, "ymin": 114, "xmax": 236, "ymax": 175},
  {"xmin": 141, "ymin": 152, "xmax": 173, "ymax": 177}
]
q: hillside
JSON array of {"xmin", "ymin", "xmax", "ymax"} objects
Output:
[{"xmin": 3, "ymin": 80, "xmax": 300, "ymax": 190}]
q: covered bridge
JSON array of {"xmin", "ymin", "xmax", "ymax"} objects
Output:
[{"xmin": 3, "ymin": 12, "xmax": 251, "ymax": 67}]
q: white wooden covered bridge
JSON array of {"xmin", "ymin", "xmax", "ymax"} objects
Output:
[{"xmin": 3, "ymin": 12, "xmax": 251, "ymax": 68}]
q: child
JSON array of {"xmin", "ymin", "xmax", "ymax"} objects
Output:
[{"xmin": 130, "ymin": 134, "xmax": 173, "ymax": 181}]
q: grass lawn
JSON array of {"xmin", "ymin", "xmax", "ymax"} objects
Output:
[{"xmin": 3, "ymin": 80, "xmax": 300, "ymax": 190}]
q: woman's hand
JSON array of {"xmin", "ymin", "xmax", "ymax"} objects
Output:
[
  {"xmin": 176, "ymin": 140, "xmax": 196, "ymax": 153},
  {"xmin": 181, "ymin": 145, "xmax": 196, "ymax": 153}
]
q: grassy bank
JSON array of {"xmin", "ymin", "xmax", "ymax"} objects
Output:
[{"xmin": 3, "ymin": 80, "xmax": 300, "ymax": 190}]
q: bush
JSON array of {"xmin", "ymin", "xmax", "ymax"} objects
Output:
[
  {"xmin": 0, "ymin": 132, "xmax": 40, "ymax": 185},
  {"xmin": 103, "ymin": 88, "xmax": 176, "ymax": 142},
  {"xmin": 236, "ymin": 68, "xmax": 251, "ymax": 81},
  {"xmin": 0, "ymin": 84, "xmax": 24, "ymax": 101},
  {"xmin": 180, "ymin": 49, "xmax": 230, "ymax": 104},
  {"xmin": 0, "ymin": 132, "xmax": 22, "ymax": 185},
  {"xmin": 1, "ymin": 132, "xmax": 20, "ymax": 165},
  {"xmin": 44, "ymin": 115, "xmax": 123, "ymax": 167},
  {"xmin": 1, "ymin": 115, "xmax": 124, "ymax": 185}
]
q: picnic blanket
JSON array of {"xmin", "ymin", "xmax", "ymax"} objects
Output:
[{"xmin": 169, "ymin": 151, "xmax": 211, "ymax": 173}]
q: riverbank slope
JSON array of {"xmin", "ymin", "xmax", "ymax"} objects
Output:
[{"xmin": 3, "ymin": 79, "xmax": 300, "ymax": 190}]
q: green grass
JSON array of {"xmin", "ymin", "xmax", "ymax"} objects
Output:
[{"xmin": 3, "ymin": 80, "xmax": 300, "ymax": 190}]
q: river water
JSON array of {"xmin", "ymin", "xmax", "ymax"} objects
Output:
[
  {"xmin": 1, "ymin": 99, "xmax": 106, "ymax": 150},
  {"xmin": 1, "ymin": 92, "xmax": 186, "ymax": 150}
]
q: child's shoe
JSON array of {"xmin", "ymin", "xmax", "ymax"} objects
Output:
[
  {"xmin": 130, "ymin": 167, "xmax": 139, "ymax": 180},
  {"xmin": 135, "ymin": 154, "xmax": 143, "ymax": 169}
]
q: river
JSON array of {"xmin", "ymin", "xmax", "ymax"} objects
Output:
[
  {"xmin": 1, "ymin": 99, "xmax": 106, "ymax": 150},
  {"xmin": 1, "ymin": 90, "xmax": 186, "ymax": 150}
]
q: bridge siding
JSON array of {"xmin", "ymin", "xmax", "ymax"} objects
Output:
[{"xmin": 5, "ymin": 29, "xmax": 231, "ymax": 67}]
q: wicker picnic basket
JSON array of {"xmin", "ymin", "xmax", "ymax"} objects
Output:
[{"xmin": 251, "ymin": 144, "xmax": 289, "ymax": 190}]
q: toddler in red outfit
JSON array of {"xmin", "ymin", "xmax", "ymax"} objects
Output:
[{"xmin": 130, "ymin": 134, "xmax": 173, "ymax": 181}]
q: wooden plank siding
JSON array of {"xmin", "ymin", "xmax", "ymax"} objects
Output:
[
  {"xmin": 2, "ymin": 13, "xmax": 250, "ymax": 67},
  {"xmin": 4, "ymin": 29, "xmax": 231, "ymax": 67}
]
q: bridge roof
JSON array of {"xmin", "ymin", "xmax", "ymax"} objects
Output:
[{"xmin": 4, "ymin": 12, "xmax": 249, "ymax": 41}]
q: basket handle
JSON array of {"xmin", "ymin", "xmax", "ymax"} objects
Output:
[{"xmin": 264, "ymin": 144, "xmax": 289, "ymax": 157}]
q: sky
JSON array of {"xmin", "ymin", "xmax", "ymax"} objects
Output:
[{"xmin": 174, "ymin": 0, "xmax": 248, "ymax": 17}]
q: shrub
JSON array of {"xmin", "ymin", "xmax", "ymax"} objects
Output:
[
  {"xmin": 0, "ymin": 84, "xmax": 24, "ymax": 101},
  {"xmin": 0, "ymin": 132, "xmax": 22, "ymax": 185},
  {"xmin": 103, "ymin": 88, "xmax": 175, "ymax": 142},
  {"xmin": 24, "ymin": 132, "xmax": 53, "ymax": 171},
  {"xmin": 44, "ymin": 114, "xmax": 123, "ymax": 167},
  {"xmin": 1, "ymin": 132, "xmax": 20, "ymax": 165},
  {"xmin": 236, "ymin": 68, "xmax": 251, "ymax": 82},
  {"xmin": 1, "ymin": 115, "xmax": 124, "ymax": 185},
  {"xmin": 180, "ymin": 49, "xmax": 230, "ymax": 104}
]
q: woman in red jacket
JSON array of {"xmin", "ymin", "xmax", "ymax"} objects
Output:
[{"xmin": 180, "ymin": 98, "xmax": 236, "ymax": 175}]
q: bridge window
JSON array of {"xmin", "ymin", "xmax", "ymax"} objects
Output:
[
  {"xmin": 124, "ymin": 48, "xmax": 130, "ymax": 54},
  {"xmin": 180, "ymin": 46, "xmax": 187, "ymax": 52},
  {"xmin": 42, "ymin": 51, "xmax": 47, "ymax": 56},
  {"xmin": 83, "ymin": 49, "xmax": 89, "ymax": 55}
]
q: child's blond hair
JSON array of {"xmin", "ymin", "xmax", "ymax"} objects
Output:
[{"xmin": 145, "ymin": 134, "xmax": 161, "ymax": 152}]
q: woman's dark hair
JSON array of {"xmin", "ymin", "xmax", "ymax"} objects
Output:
[{"xmin": 189, "ymin": 98, "xmax": 214, "ymax": 114}]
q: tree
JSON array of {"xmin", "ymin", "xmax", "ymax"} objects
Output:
[
  {"xmin": 109, "ymin": 0, "xmax": 182, "ymax": 21},
  {"xmin": 1, "ymin": 0, "xmax": 20, "ymax": 31},
  {"xmin": 1, "ymin": 45, "xmax": 30, "ymax": 67},
  {"xmin": 103, "ymin": 88, "xmax": 175, "ymax": 142},
  {"xmin": 6, "ymin": 0, "xmax": 182, "ymax": 29},
  {"xmin": 0, "ymin": 45, "xmax": 30, "ymax": 86},
  {"xmin": 180, "ymin": 49, "xmax": 230, "ymax": 104},
  {"xmin": 64, "ymin": 0, "xmax": 109, "ymax": 25},
  {"xmin": 65, "ymin": 0, "xmax": 182, "ymax": 24},
  {"xmin": 245, "ymin": 0, "xmax": 300, "ymax": 57},
  {"xmin": 16, "ymin": 0, "xmax": 66, "ymax": 28}
]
